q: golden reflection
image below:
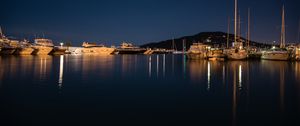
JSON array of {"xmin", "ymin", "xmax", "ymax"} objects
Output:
[
  {"xmin": 9, "ymin": 56, "xmax": 18, "ymax": 76},
  {"xmin": 229, "ymin": 61, "xmax": 249, "ymax": 126},
  {"xmin": 0, "ymin": 57, "xmax": 3, "ymax": 88},
  {"xmin": 82, "ymin": 55, "xmax": 114, "ymax": 79},
  {"xmin": 295, "ymin": 62, "xmax": 300, "ymax": 82},
  {"xmin": 295, "ymin": 62, "xmax": 300, "ymax": 107},
  {"xmin": 232, "ymin": 63, "xmax": 237, "ymax": 126},
  {"xmin": 238, "ymin": 65, "xmax": 242, "ymax": 89},
  {"xmin": 34, "ymin": 55, "xmax": 52, "ymax": 81},
  {"xmin": 58, "ymin": 55, "xmax": 64, "ymax": 88},
  {"xmin": 20, "ymin": 55, "xmax": 34, "ymax": 77},
  {"xmin": 229, "ymin": 61, "xmax": 247, "ymax": 90},
  {"xmin": 188, "ymin": 60, "xmax": 207, "ymax": 82},
  {"xmin": 261, "ymin": 60, "xmax": 287, "ymax": 113}
]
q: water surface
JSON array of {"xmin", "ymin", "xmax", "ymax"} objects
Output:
[{"xmin": 0, "ymin": 54, "xmax": 299, "ymax": 125}]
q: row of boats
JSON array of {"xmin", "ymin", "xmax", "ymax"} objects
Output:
[
  {"xmin": 186, "ymin": 0, "xmax": 299, "ymax": 61},
  {"xmin": 186, "ymin": 41, "xmax": 299, "ymax": 61},
  {"xmin": 0, "ymin": 36, "xmax": 67, "ymax": 55}
]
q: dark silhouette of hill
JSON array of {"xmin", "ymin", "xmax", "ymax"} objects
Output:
[{"xmin": 141, "ymin": 32, "xmax": 271, "ymax": 50}]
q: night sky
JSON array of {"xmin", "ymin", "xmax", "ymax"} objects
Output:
[{"xmin": 1, "ymin": 0, "xmax": 300, "ymax": 46}]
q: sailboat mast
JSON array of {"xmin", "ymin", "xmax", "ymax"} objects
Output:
[
  {"xmin": 280, "ymin": 5, "xmax": 285, "ymax": 48},
  {"xmin": 297, "ymin": 19, "xmax": 300, "ymax": 42},
  {"xmin": 234, "ymin": 0, "xmax": 237, "ymax": 44},
  {"xmin": 227, "ymin": 16, "xmax": 230, "ymax": 48},
  {"xmin": 182, "ymin": 39, "xmax": 186, "ymax": 53},
  {"xmin": 238, "ymin": 12, "xmax": 241, "ymax": 40},
  {"xmin": 172, "ymin": 38, "xmax": 175, "ymax": 50},
  {"xmin": 247, "ymin": 8, "xmax": 250, "ymax": 48}
]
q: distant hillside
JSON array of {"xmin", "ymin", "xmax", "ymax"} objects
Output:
[{"xmin": 141, "ymin": 32, "xmax": 271, "ymax": 50}]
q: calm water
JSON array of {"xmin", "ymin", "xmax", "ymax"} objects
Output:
[{"xmin": 0, "ymin": 54, "xmax": 299, "ymax": 126}]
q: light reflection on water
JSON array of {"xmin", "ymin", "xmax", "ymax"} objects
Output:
[{"xmin": 0, "ymin": 54, "xmax": 299, "ymax": 125}]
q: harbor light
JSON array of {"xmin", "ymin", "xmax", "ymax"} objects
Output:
[
  {"xmin": 60, "ymin": 42, "xmax": 64, "ymax": 47},
  {"xmin": 272, "ymin": 46, "xmax": 276, "ymax": 49}
]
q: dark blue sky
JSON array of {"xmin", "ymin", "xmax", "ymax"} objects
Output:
[{"xmin": 1, "ymin": 0, "xmax": 299, "ymax": 46}]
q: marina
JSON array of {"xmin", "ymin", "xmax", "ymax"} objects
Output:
[{"xmin": 1, "ymin": 0, "xmax": 300, "ymax": 125}]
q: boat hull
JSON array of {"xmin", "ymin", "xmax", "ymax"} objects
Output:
[
  {"xmin": 14, "ymin": 47, "xmax": 34, "ymax": 55},
  {"xmin": 74, "ymin": 47, "xmax": 115, "ymax": 55},
  {"xmin": 226, "ymin": 49, "xmax": 248, "ymax": 60},
  {"xmin": 51, "ymin": 48, "xmax": 67, "ymax": 55},
  {"xmin": 187, "ymin": 53, "xmax": 206, "ymax": 60},
  {"xmin": 261, "ymin": 53, "xmax": 289, "ymax": 61},
  {"xmin": 32, "ymin": 46, "xmax": 53, "ymax": 55},
  {"xmin": 227, "ymin": 53, "xmax": 248, "ymax": 60},
  {"xmin": 116, "ymin": 49, "xmax": 146, "ymax": 54},
  {"xmin": 0, "ymin": 48, "xmax": 16, "ymax": 55}
]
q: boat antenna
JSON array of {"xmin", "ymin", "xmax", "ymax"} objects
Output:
[
  {"xmin": 227, "ymin": 16, "xmax": 230, "ymax": 48},
  {"xmin": 280, "ymin": 5, "xmax": 285, "ymax": 48}
]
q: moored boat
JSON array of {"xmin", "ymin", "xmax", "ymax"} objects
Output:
[
  {"xmin": 116, "ymin": 42, "xmax": 146, "ymax": 54},
  {"xmin": 186, "ymin": 43, "xmax": 208, "ymax": 60},
  {"xmin": 74, "ymin": 42, "xmax": 115, "ymax": 55},
  {"xmin": 32, "ymin": 38, "xmax": 54, "ymax": 55},
  {"xmin": 14, "ymin": 40, "xmax": 34, "ymax": 55},
  {"xmin": 207, "ymin": 48, "xmax": 226, "ymax": 60},
  {"xmin": 51, "ymin": 46, "xmax": 67, "ymax": 55},
  {"xmin": 226, "ymin": 47, "xmax": 248, "ymax": 60},
  {"xmin": 261, "ymin": 5, "xmax": 289, "ymax": 61},
  {"xmin": 226, "ymin": 0, "xmax": 248, "ymax": 60},
  {"xmin": 261, "ymin": 46, "xmax": 289, "ymax": 61},
  {"xmin": 0, "ymin": 27, "xmax": 17, "ymax": 55}
]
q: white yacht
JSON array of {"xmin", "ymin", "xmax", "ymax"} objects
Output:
[
  {"xmin": 32, "ymin": 38, "xmax": 54, "ymax": 55},
  {"xmin": 186, "ymin": 43, "xmax": 209, "ymax": 60},
  {"xmin": 261, "ymin": 46, "xmax": 289, "ymax": 61},
  {"xmin": 74, "ymin": 42, "xmax": 115, "ymax": 55},
  {"xmin": 116, "ymin": 42, "xmax": 146, "ymax": 54},
  {"xmin": 261, "ymin": 6, "xmax": 289, "ymax": 61}
]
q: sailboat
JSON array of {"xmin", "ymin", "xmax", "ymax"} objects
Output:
[
  {"xmin": 261, "ymin": 5, "xmax": 289, "ymax": 61},
  {"xmin": 226, "ymin": 0, "xmax": 248, "ymax": 60},
  {"xmin": 32, "ymin": 38, "xmax": 54, "ymax": 55},
  {"xmin": 172, "ymin": 39, "xmax": 184, "ymax": 54}
]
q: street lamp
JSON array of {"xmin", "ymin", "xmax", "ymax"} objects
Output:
[{"xmin": 60, "ymin": 42, "xmax": 64, "ymax": 47}]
